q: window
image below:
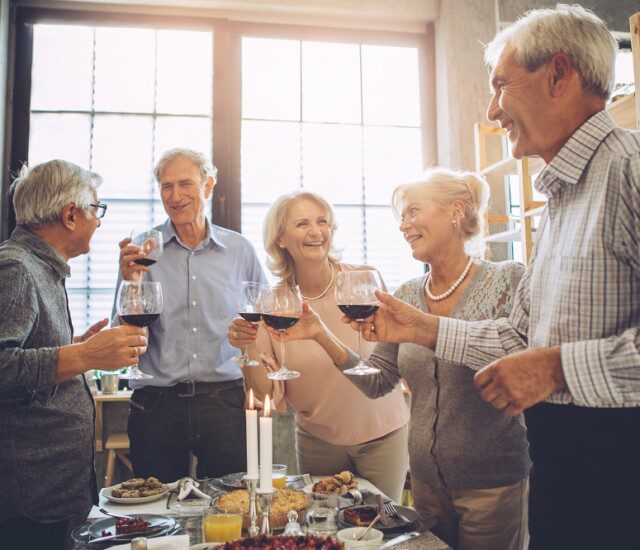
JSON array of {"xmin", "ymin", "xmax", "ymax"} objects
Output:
[
  {"xmin": 240, "ymin": 37, "xmax": 425, "ymax": 290},
  {"xmin": 28, "ymin": 24, "xmax": 213, "ymax": 332},
  {"xmin": 15, "ymin": 12, "xmax": 432, "ymax": 333}
]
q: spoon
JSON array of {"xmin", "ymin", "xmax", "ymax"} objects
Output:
[{"xmin": 356, "ymin": 514, "xmax": 381, "ymax": 541}]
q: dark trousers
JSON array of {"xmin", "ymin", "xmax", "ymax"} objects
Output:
[
  {"xmin": 0, "ymin": 516, "xmax": 68, "ymax": 550},
  {"xmin": 128, "ymin": 381, "xmax": 247, "ymax": 481},
  {"xmin": 525, "ymin": 403, "xmax": 640, "ymax": 550}
]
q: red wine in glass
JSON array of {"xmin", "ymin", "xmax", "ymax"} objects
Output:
[
  {"xmin": 262, "ymin": 314, "xmax": 300, "ymax": 330},
  {"xmin": 338, "ymin": 304, "xmax": 380, "ymax": 320},
  {"xmin": 133, "ymin": 258, "xmax": 157, "ymax": 267},
  {"xmin": 335, "ymin": 270, "xmax": 383, "ymax": 376},
  {"xmin": 238, "ymin": 311, "xmax": 262, "ymax": 323},
  {"xmin": 120, "ymin": 313, "xmax": 160, "ymax": 327}
]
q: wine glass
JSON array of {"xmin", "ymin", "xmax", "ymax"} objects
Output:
[
  {"xmin": 233, "ymin": 281, "xmax": 267, "ymax": 367},
  {"xmin": 261, "ymin": 285, "xmax": 302, "ymax": 380},
  {"xmin": 116, "ymin": 280, "xmax": 163, "ymax": 380},
  {"xmin": 132, "ymin": 229, "xmax": 163, "ymax": 268},
  {"xmin": 335, "ymin": 270, "xmax": 383, "ymax": 376}
]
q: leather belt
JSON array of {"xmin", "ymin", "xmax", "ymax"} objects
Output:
[{"xmin": 139, "ymin": 379, "xmax": 244, "ymax": 398}]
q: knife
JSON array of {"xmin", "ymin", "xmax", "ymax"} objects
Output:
[
  {"xmin": 88, "ymin": 525, "xmax": 166, "ymax": 545},
  {"xmin": 379, "ymin": 531, "xmax": 422, "ymax": 548}
]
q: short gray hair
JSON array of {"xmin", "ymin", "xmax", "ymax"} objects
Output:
[
  {"xmin": 10, "ymin": 159, "xmax": 102, "ymax": 228},
  {"xmin": 485, "ymin": 4, "xmax": 618, "ymax": 100},
  {"xmin": 154, "ymin": 148, "xmax": 218, "ymax": 184}
]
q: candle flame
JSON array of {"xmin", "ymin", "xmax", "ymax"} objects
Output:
[
  {"xmin": 249, "ymin": 388, "xmax": 254, "ymax": 409},
  {"xmin": 264, "ymin": 394, "xmax": 271, "ymax": 417}
]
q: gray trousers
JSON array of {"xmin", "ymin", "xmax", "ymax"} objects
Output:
[{"xmin": 295, "ymin": 423, "xmax": 409, "ymax": 504}]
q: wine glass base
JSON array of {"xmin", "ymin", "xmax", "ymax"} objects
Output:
[
  {"xmin": 267, "ymin": 370, "xmax": 301, "ymax": 380},
  {"xmin": 343, "ymin": 365, "xmax": 380, "ymax": 376},
  {"xmin": 118, "ymin": 371, "xmax": 153, "ymax": 380}
]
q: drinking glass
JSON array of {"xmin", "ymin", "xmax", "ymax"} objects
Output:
[
  {"xmin": 132, "ymin": 229, "xmax": 163, "ymax": 268},
  {"xmin": 261, "ymin": 285, "xmax": 302, "ymax": 380},
  {"xmin": 116, "ymin": 280, "xmax": 163, "ymax": 380},
  {"xmin": 307, "ymin": 492, "xmax": 340, "ymax": 536},
  {"xmin": 203, "ymin": 506, "xmax": 243, "ymax": 543},
  {"xmin": 258, "ymin": 463, "xmax": 287, "ymax": 489},
  {"xmin": 233, "ymin": 281, "xmax": 266, "ymax": 368},
  {"xmin": 335, "ymin": 270, "xmax": 382, "ymax": 376}
]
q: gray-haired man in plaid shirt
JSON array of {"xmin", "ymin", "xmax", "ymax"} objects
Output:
[{"xmin": 346, "ymin": 6, "xmax": 639, "ymax": 549}]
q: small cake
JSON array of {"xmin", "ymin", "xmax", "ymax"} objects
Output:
[
  {"xmin": 312, "ymin": 471, "xmax": 358, "ymax": 495},
  {"xmin": 115, "ymin": 516, "xmax": 150, "ymax": 535},
  {"xmin": 343, "ymin": 505, "xmax": 378, "ymax": 526}
]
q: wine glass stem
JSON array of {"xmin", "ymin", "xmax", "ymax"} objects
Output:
[
  {"xmin": 279, "ymin": 330, "xmax": 287, "ymax": 372},
  {"xmin": 358, "ymin": 320, "xmax": 365, "ymax": 364}
]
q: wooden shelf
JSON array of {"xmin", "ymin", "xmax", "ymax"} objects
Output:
[
  {"xmin": 607, "ymin": 92, "xmax": 637, "ymax": 130},
  {"xmin": 481, "ymin": 155, "xmax": 546, "ymax": 179}
]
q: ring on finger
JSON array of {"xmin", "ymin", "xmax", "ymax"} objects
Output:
[{"xmin": 233, "ymin": 330, "xmax": 237, "ymax": 339}]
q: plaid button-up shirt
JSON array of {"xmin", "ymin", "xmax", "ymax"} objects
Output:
[{"xmin": 436, "ymin": 110, "xmax": 640, "ymax": 408}]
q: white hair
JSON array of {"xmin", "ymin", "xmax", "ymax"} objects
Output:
[
  {"xmin": 392, "ymin": 167, "xmax": 490, "ymax": 257},
  {"xmin": 154, "ymin": 148, "xmax": 218, "ymax": 184},
  {"xmin": 485, "ymin": 4, "xmax": 618, "ymax": 100},
  {"xmin": 10, "ymin": 159, "xmax": 102, "ymax": 228}
]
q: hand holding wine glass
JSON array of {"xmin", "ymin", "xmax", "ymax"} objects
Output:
[
  {"xmin": 119, "ymin": 229, "xmax": 163, "ymax": 281},
  {"xmin": 117, "ymin": 280, "xmax": 163, "ymax": 380},
  {"xmin": 262, "ymin": 301, "xmax": 325, "ymax": 343},
  {"xmin": 335, "ymin": 270, "xmax": 383, "ymax": 375},
  {"xmin": 261, "ymin": 285, "xmax": 302, "ymax": 380}
]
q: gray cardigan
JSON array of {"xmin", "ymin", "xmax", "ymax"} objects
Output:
[
  {"xmin": 339, "ymin": 260, "xmax": 531, "ymax": 490},
  {"xmin": 0, "ymin": 227, "xmax": 96, "ymax": 522}
]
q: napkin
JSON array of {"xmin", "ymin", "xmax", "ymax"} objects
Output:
[
  {"xmin": 167, "ymin": 478, "xmax": 211, "ymax": 501},
  {"xmin": 107, "ymin": 534, "xmax": 190, "ymax": 549}
]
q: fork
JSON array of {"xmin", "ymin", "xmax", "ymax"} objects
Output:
[{"xmin": 384, "ymin": 502, "xmax": 410, "ymax": 522}]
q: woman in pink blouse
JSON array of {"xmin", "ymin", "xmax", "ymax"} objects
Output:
[{"xmin": 228, "ymin": 190, "xmax": 409, "ymax": 502}]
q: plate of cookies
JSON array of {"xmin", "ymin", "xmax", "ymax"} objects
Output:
[
  {"xmin": 100, "ymin": 476, "xmax": 169, "ymax": 504},
  {"xmin": 303, "ymin": 471, "xmax": 359, "ymax": 495}
]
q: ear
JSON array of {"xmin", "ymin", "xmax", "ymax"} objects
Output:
[
  {"xmin": 451, "ymin": 199, "xmax": 466, "ymax": 220},
  {"xmin": 548, "ymin": 53, "xmax": 572, "ymax": 97},
  {"xmin": 61, "ymin": 204, "xmax": 76, "ymax": 230},
  {"xmin": 204, "ymin": 175, "xmax": 215, "ymax": 199}
]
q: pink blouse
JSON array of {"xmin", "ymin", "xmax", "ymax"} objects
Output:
[{"xmin": 244, "ymin": 264, "xmax": 409, "ymax": 446}]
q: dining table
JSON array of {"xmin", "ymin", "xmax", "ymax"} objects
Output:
[{"xmin": 74, "ymin": 475, "xmax": 450, "ymax": 549}]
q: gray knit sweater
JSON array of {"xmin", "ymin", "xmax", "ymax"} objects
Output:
[{"xmin": 339, "ymin": 260, "xmax": 531, "ymax": 490}]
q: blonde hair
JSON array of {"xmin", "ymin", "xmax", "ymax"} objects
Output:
[
  {"xmin": 263, "ymin": 190, "xmax": 341, "ymax": 282},
  {"xmin": 392, "ymin": 167, "xmax": 490, "ymax": 256}
]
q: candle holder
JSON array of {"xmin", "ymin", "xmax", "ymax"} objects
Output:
[
  {"xmin": 244, "ymin": 477, "xmax": 260, "ymax": 537},
  {"xmin": 257, "ymin": 489, "xmax": 276, "ymax": 535}
]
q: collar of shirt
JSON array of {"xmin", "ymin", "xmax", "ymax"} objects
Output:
[
  {"xmin": 535, "ymin": 109, "xmax": 617, "ymax": 198},
  {"xmin": 160, "ymin": 217, "xmax": 228, "ymax": 252},
  {"xmin": 11, "ymin": 225, "xmax": 71, "ymax": 279}
]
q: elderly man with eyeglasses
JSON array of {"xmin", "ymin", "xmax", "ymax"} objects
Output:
[{"xmin": 0, "ymin": 159, "xmax": 148, "ymax": 550}]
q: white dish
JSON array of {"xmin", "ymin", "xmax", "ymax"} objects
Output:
[
  {"xmin": 337, "ymin": 527, "xmax": 384, "ymax": 549},
  {"xmin": 100, "ymin": 483, "xmax": 170, "ymax": 504},
  {"xmin": 190, "ymin": 544, "xmax": 221, "ymax": 549}
]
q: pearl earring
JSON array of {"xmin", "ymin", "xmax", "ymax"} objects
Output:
[{"xmin": 452, "ymin": 219, "xmax": 458, "ymax": 228}]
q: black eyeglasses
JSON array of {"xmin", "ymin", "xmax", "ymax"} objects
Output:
[{"xmin": 90, "ymin": 203, "xmax": 107, "ymax": 219}]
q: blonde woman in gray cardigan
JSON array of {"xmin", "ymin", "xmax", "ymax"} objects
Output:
[{"xmin": 265, "ymin": 168, "xmax": 531, "ymax": 550}]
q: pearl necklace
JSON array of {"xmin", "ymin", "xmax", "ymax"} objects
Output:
[
  {"xmin": 425, "ymin": 256, "xmax": 474, "ymax": 301},
  {"xmin": 294, "ymin": 263, "xmax": 335, "ymax": 301}
]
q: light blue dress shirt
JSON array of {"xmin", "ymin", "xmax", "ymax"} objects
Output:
[{"xmin": 111, "ymin": 218, "xmax": 267, "ymax": 388}]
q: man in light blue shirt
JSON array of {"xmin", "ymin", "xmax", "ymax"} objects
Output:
[{"xmin": 113, "ymin": 148, "xmax": 267, "ymax": 481}]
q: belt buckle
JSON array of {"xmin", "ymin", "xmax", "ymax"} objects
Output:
[{"xmin": 177, "ymin": 380, "xmax": 196, "ymax": 398}]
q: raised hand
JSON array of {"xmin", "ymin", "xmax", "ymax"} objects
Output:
[
  {"xmin": 228, "ymin": 317, "xmax": 258, "ymax": 349},
  {"xmin": 118, "ymin": 237, "xmax": 149, "ymax": 282},
  {"xmin": 82, "ymin": 324, "xmax": 148, "ymax": 370}
]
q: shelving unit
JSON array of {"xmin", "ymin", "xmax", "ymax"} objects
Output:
[{"xmin": 478, "ymin": 11, "xmax": 639, "ymax": 264}]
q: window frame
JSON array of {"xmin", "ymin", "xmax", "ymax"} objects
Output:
[{"xmin": 3, "ymin": 5, "xmax": 435, "ymax": 241}]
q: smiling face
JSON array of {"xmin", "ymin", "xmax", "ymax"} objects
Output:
[
  {"xmin": 486, "ymin": 43, "xmax": 553, "ymax": 160},
  {"xmin": 398, "ymin": 190, "xmax": 460, "ymax": 263},
  {"xmin": 277, "ymin": 197, "xmax": 333, "ymax": 266},
  {"xmin": 158, "ymin": 156, "xmax": 214, "ymax": 228}
]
